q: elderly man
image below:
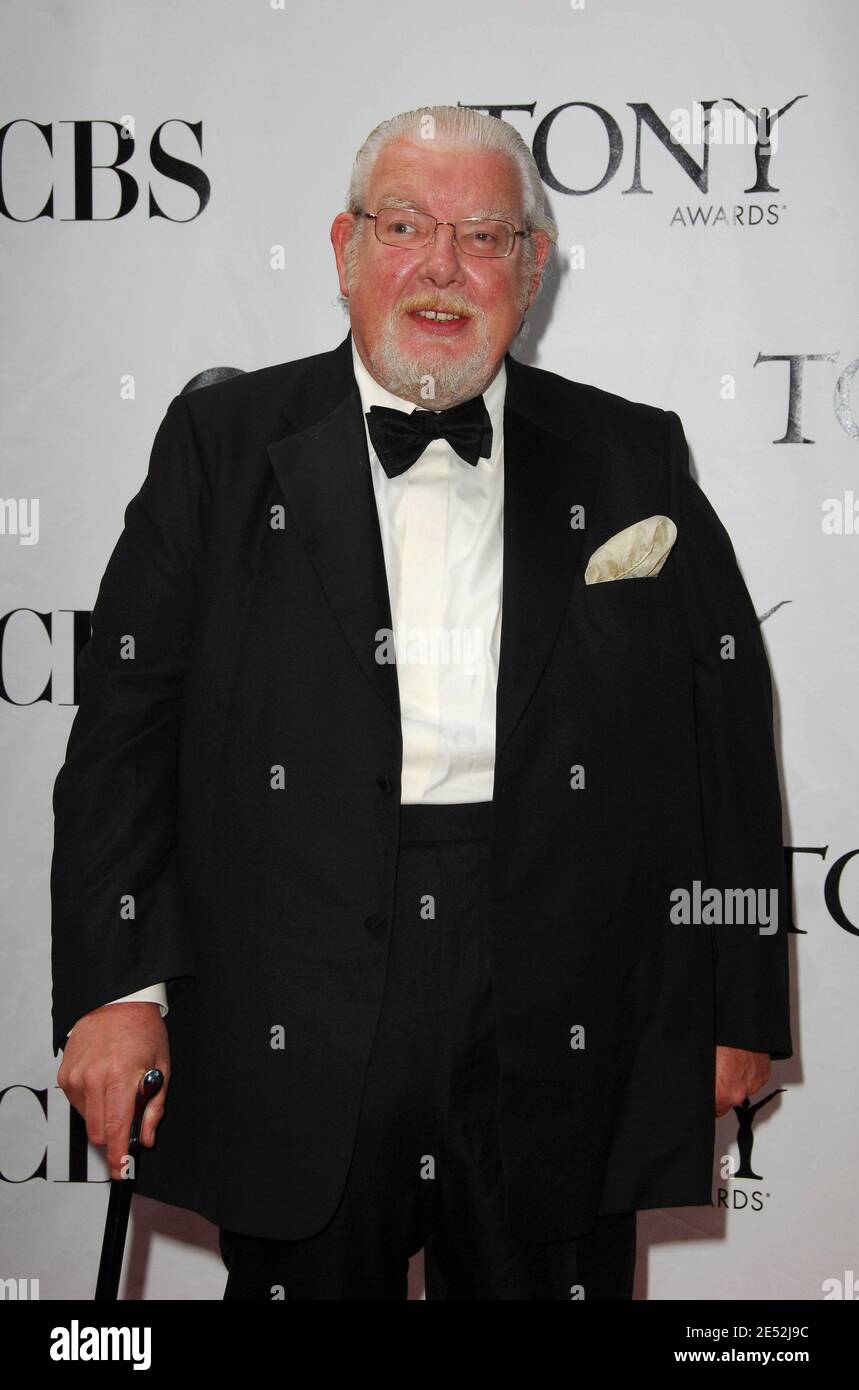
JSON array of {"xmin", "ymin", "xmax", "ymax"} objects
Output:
[{"xmin": 51, "ymin": 105, "xmax": 792, "ymax": 1301}]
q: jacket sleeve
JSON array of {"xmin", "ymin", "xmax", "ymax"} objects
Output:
[
  {"xmin": 665, "ymin": 409, "xmax": 793, "ymax": 1060},
  {"xmin": 50, "ymin": 394, "xmax": 210, "ymax": 1056}
]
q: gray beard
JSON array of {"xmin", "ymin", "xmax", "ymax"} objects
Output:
[{"xmin": 362, "ymin": 309, "xmax": 499, "ymax": 409}]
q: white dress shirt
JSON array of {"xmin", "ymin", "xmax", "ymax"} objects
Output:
[
  {"xmin": 71, "ymin": 340, "xmax": 506, "ymax": 1034},
  {"xmin": 352, "ymin": 337, "xmax": 506, "ymax": 803}
]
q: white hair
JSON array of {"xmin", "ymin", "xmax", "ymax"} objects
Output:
[{"xmin": 343, "ymin": 105, "xmax": 558, "ymax": 284}]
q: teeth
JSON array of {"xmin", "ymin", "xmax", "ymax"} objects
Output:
[{"xmin": 415, "ymin": 310, "xmax": 463, "ymax": 321}]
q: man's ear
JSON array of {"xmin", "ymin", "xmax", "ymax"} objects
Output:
[
  {"xmin": 330, "ymin": 212, "xmax": 357, "ymax": 298},
  {"xmin": 525, "ymin": 230, "xmax": 552, "ymax": 310}
]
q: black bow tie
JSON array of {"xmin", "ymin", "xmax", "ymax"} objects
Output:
[{"xmin": 366, "ymin": 396, "xmax": 493, "ymax": 478}]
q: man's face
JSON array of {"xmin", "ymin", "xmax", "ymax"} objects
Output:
[{"xmin": 331, "ymin": 139, "xmax": 550, "ymax": 408}]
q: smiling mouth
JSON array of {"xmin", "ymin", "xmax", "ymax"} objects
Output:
[
  {"xmin": 411, "ymin": 308, "xmax": 466, "ymax": 321},
  {"xmin": 406, "ymin": 307, "xmax": 471, "ymax": 333}
]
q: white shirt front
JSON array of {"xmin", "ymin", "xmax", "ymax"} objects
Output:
[
  {"xmin": 351, "ymin": 337, "xmax": 506, "ymax": 804},
  {"xmin": 80, "ymin": 341, "xmax": 507, "ymax": 1032}
]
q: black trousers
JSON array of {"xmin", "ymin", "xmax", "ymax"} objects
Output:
[{"xmin": 219, "ymin": 800, "xmax": 637, "ymax": 1300}]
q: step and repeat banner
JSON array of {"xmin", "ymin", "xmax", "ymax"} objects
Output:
[{"xmin": 1, "ymin": 0, "xmax": 856, "ymax": 1301}]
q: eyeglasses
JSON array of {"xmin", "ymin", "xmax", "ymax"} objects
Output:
[{"xmin": 357, "ymin": 206, "xmax": 530, "ymax": 258}]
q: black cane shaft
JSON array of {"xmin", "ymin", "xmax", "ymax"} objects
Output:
[
  {"xmin": 95, "ymin": 1179, "xmax": 134, "ymax": 1300},
  {"xmin": 93, "ymin": 1068, "xmax": 164, "ymax": 1301}
]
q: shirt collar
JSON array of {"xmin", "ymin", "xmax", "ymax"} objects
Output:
[{"xmin": 350, "ymin": 335, "xmax": 505, "ymax": 472}]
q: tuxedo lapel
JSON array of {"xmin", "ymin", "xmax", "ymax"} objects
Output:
[
  {"xmin": 496, "ymin": 354, "xmax": 601, "ymax": 755},
  {"xmin": 266, "ymin": 333, "xmax": 400, "ymax": 724},
  {"xmin": 265, "ymin": 332, "xmax": 602, "ymax": 761}
]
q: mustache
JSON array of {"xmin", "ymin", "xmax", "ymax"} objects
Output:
[{"xmin": 398, "ymin": 293, "xmax": 479, "ymax": 318}]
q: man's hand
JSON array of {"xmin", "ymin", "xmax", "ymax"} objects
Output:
[
  {"xmin": 714, "ymin": 1044, "xmax": 770, "ymax": 1117},
  {"xmin": 56, "ymin": 1002, "xmax": 170, "ymax": 1179}
]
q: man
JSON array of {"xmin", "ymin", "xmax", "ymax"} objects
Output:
[{"xmin": 51, "ymin": 105, "xmax": 792, "ymax": 1300}]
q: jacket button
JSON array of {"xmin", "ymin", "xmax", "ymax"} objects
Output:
[
  {"xmin": 376, "ymin": 774, "xmax": 393, "ymax": 793},
  {"xmin": 364, "ymin": 913, "xmax": 388, "ymax": 934}
]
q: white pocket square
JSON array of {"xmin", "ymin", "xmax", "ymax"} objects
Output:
[{"xmin": 584, "ymin": 514, "xmax": 677, "ymax": 584}]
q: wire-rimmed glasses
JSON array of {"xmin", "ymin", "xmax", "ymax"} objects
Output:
[{"xmin": 357, "ymin": 206, "xmax": 530, "ymax": 258}]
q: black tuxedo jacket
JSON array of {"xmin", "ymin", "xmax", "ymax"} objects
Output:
[{"xmin": 51, "ymin": 329, "xmax": 792, "ymax": 1242}]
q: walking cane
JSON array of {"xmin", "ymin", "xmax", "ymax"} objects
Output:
[{"xmin": 94, "ymin": 1067, "xmax": 164, "ymax": 1301}]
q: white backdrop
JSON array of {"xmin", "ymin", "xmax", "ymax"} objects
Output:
[{"xmin": 1, "ymin": 0, "xmax": 857, "ymax": 1301}]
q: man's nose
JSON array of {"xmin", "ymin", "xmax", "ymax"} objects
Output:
[{"xmin": 419, "ymin": 223, "xmax": 465, "ymax": 281}]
